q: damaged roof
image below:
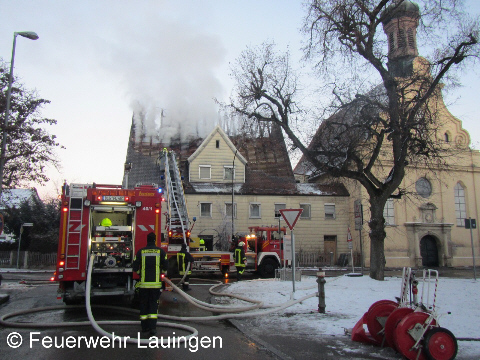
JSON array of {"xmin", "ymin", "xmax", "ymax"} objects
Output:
[{"xmin": 123, "ymin": 118, "xmax": 348, "ymax": 197}]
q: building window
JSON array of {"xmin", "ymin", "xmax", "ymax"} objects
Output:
[
  {"xmin": 454, "ymin": 183, "xmax": 466, "ymax": 226},
  {"xmin": 383, "ymin": 198, "xmax": 395, "ymax": 226},
  {"xmin": 250, "ymin": 203, "xmax": 261, "ymax": 218},
  {"xmin": 225, "ymin": 202, "xmax": 237, "ymax": 219},
  {"xmin": 274, "ymin": 203, "xmax": 286, "ymax": 218},
  {"xmin": 224, "ymin": 166, "xmax": 235, "ymax": 180},
  {"xmin": 200, "ymin": 202, "xmax": 212, "ymax": 217},
  {"xmin": 300, "ymin": 204, "xmax": 311, "ymax": 219},
  {"xmin": 416, "ymin": 177, "xmax": 432, "ymax": 198},
  {"xmin": 444, "ymin": 132, "xmax": 450, "ymax": 143},
  {"xmin": 325, "ymin": 203, "xmax": 335, "ymax": 219},
  {"xmin": 199, "ymin": 165, "xmax": 211, "ymax": 180},
  {"xmin": 216, "ymin": 140, "xmax": 220, "ymax": 148}
]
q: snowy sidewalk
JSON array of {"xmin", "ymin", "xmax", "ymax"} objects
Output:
[{"xmin": 219, "ymin": 275, "xmax": 480, "ymax": 359}]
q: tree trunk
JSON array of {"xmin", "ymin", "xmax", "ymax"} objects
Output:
[{"xmin": 369, "ymin": 199, "xmax": 386, "ymax": 280}]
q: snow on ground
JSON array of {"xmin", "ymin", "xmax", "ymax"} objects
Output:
[{"xmin": 220, "ymin": 274, "xmax": 480, "ymax": 359}]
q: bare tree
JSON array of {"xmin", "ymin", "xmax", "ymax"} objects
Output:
[
  {"xmin": 229, "ymin": 1, "xmax": 479, "ymax": 280},
  {"xmin": 0, "ymin": 59, "xmax": 64, "ymax": 190}
]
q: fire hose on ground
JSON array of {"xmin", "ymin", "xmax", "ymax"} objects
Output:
[{"xmin": 0, "ymin": 254, "xmax": 318, "ymax": 345}]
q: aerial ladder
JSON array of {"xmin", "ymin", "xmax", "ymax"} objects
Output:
[{"xmin": 161, "ymin": 149, "xmax": 191, "ymax": 246}]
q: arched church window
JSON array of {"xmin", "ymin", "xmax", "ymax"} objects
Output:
[{"xmin": 454, "ymin": 183, "xmax": 466, "ymax": 226}]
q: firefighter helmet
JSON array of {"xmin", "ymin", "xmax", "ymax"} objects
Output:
[
  {"xmin": 238, "ymin": 241, "xmax": 244, "ymax": 247},
  {"xmin": 199, "ymin": 239, "xmax": 205, "ymax": 245},
  {"xmin": 100, "ymin": 218, "xmax": 112, "ymax": 227}
]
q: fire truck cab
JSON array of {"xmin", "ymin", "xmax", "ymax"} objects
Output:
[
  {"xmin": 55, "ymin": 183, "xmax": 163, "ymax": 304},
  {"xmin": 237, "ymin": 225, "xmax": 287, "ymax": 278}
]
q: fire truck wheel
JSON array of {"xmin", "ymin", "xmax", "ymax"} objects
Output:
[
  {"xmin": 64, "ymin": 297, "xmax": 82, "ymax": 306},
  {"xmin": 424, "ymin": 327, "xmax": 458, "ymax": 360},
  {"xmin": 258, "ymin": 258, "xmax": 278, "ymax": 278}
]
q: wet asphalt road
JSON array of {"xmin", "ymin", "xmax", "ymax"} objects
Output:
[
  {"xmin": 1, "ymin": 268, "xmax": 478, "ymax": 359},
  {"xmin": 0, "ymin": 273, "xmax": 276, "ymax": 360}
]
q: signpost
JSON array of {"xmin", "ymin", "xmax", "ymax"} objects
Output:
[
  {"xmin": 347, "ymin": 227, "xmax": 354, "ymax": 273},
  {"xmin": 465, "ymin": 217, "xmax": 477, "ymax": 280},
  {"xmin": 279, "ymin": 208, "xmax": 303, "ymax": 297},
  {"xmin": 354, "ymin": 200, "xmax": 364, "ymax": 274}
]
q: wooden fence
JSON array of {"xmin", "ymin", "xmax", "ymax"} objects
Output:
[{"xmin": 0, "ymin": 251, "xmax": 56, "ymax": 269}]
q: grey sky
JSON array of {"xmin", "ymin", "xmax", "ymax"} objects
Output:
[{"xmin": 0, "ymin": 0, "xmax": 478, "ymax": 198}]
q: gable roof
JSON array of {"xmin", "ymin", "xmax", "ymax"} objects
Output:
[{"xmin": 187, "ymin": 125, "xmax": 247, "ymax": 165}]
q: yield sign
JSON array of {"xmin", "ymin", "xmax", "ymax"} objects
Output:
[{"xmin": 279, "ymin": 209, "xmax": 303, "ymax": 231}]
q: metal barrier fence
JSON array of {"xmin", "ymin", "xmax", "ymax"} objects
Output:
[
  {"xmin": 0, "ymin": 251, "xmax": 56, "ymax": 268},
  {"xmin": 275, "ymin": 268, "xmax": 302, "ymax": 281},
  {"xmin": 295, "ymin": 251, "xmax": 362, "ymax": 268}
]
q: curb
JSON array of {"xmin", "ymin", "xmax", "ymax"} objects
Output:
[{"xmin": 0, "ymin": 294, "xmax": 10, "ymax": 305}]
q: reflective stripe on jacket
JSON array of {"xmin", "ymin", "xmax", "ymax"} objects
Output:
[
  {"xmin": 234, "ymin": 248, "xmax": 246, "ymax": 267},
  {"xmin": 133, "ymin": 245, "xmax": 167, "ymax": 288},
  {"xmin": 177, "ymin": 252, "xmax": 192, "ymax": 275}
]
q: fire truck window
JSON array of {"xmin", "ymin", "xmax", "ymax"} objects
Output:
[{"xmin": 70, "ymin": 198, "xmax": 83, "ymax": 209}]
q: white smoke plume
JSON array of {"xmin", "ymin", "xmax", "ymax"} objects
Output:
[{"xmin": 97, "ymin": 4, "xmax": 227, "ymax": 144}]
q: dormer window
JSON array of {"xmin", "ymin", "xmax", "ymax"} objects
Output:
[{"xmin": 216, "ymin": 140, "xmax": 220, "ymax": 148}]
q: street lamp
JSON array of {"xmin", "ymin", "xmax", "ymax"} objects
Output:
[
  {"xmin": 17, "ymin": 222, "xmax": 33, "ymax": 269},
  {"xmin": 232, "ymin": 150, "xmax": 238, "ymax": 242},
  {"xmin": 0, "ymin": 31, "xmax": 39, "ymax": 199}
]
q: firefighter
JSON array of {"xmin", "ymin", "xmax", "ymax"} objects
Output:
[
  {"xmin": 199, "ymin": 238, "xmax": 206, "ymax": 251},
  {"xmin": 235, "ymin": 241, "xmax": 247, "ymax": 281},
  {"xmin": 177, "ymin": 243, "xmax": 194, "ymax": 291},
  {"xmin": 132, "ymin": 232, "xmax": 167, "ymax": 336}
]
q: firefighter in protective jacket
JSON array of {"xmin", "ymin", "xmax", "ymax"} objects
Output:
[
  {"xmin": 132, "ymin": 232, "xmax": 167, "ymax": 336},
  {"xmin": 177, "ymin": 243, "xmax": 194, "ymax": 291},
  {"xmin": 234, "ymin": 241, "xmax": 247, "ymax": 281}
]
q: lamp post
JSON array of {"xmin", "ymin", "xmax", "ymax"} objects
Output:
[
  {"xmin": 0, "ymin": 31, "xmax": 39, "ymax": 199},
  {"xmin": 17, "ymin": 222, "xmax": 33, "ymax": 269},
  {"xmin": 231, "ymin": 150, "xmax": 238, "ymax": 242}
]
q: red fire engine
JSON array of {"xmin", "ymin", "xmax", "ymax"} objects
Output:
[
  {"xmin": 54, "ymin": 183, "xmax": 163, "ymax": 304},
  {"xmin": 239, "ymin": 225, "xmax": 287, "ymax": 277},
  {"xmin": 177, "ymin": 226, "xmax": 287, "ymax": 278}
]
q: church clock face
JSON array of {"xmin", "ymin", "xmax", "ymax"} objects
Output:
[{"xmin": 416, "ymin": 177, "xmax": 432, "ymax": 198}]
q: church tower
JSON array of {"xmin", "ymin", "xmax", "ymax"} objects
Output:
[{"xmin": 382, "ymin": 0, "xmax": 421, "ymax": 77}]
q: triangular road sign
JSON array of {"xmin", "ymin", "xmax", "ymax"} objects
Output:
[{"xmin": 279, "ymin": 209, "xmax": 303, "ymax": 230}]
